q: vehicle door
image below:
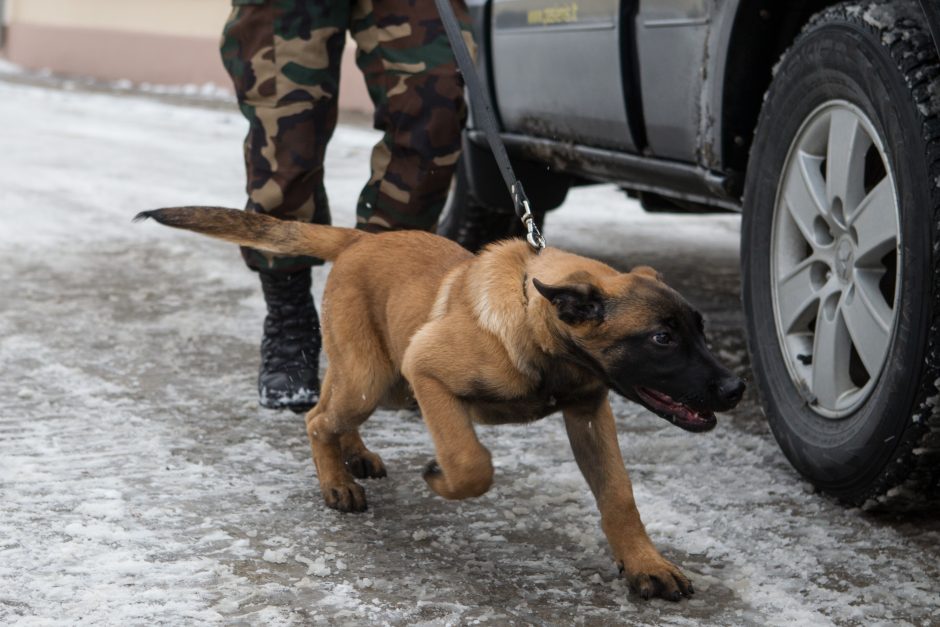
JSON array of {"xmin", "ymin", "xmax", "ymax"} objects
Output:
[{"xmin": 489, "ymin": 0, "xmax": 639, "ymax": 152}]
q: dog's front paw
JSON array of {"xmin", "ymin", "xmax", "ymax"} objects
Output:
[
  {"xmin": 619, "ymin": 554, "xmax": 693, "ymax": 602},
  {"xmin": 345, "ymin": 451, "xmax": 387, "ymax": 479},
  {"xmin": 321, "ymin": 481, "xmax": 368, "ymax": 513}
]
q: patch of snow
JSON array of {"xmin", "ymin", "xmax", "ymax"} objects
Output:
[
  {"xmin": 262, "ymin": 549, "xmax": 291, "ymax": 564},
  {"xmin": 297, "ymin": 555, "xmax": 332, "ymax": 577},
  {"xmin": 0, "ymin": 59, "xmax": 24, "ymax": 75},
  {"xmin": 863, "ymin": 5, "xmax": 896, "ymax": 30}
]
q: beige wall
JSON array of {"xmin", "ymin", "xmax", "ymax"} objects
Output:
[
  {"xmin": 2, "ymin": 0, "xmax": 372, "ymax": 113},
  {"xmin": 7, "ymin": 0, "xmax": 230, "ymax": 38}
]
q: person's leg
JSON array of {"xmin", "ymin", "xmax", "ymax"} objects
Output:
[
  {"xmin": 220, "ymin": 0, "xmax": 349, "ymax": 411},
  {"xmin": 350, "ymin": 0, "xmax": 473, "ymax": 233}
]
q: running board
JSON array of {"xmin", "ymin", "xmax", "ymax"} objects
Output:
[{"xmin": 469, "ymin": 130, "xmax": 742, "ymax": 212}]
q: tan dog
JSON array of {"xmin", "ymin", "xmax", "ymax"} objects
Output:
[{"xmin": 137, "ymin": 207, "xmax": 744, "ymax": 601}]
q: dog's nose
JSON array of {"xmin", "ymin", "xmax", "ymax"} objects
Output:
[{"xmin": 716, "ymin": 376, "xmax": 746, "ymax": 407}]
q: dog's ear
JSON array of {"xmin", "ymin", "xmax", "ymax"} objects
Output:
[
  {"xmin": 631, "ymin": 265, "xmax": 663, "ymax": 282},
  {"xmin": 532, "ymin": 278, "xmax": 605, "ymax": 325}
]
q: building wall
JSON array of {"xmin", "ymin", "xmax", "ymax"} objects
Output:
[
  {"xmin": 2, "ymin": 0, "xmax": 371, "ymax": 112},
  {"xmin": 7, "ymin": 0, "xmax": 230, "ymax": 37}
]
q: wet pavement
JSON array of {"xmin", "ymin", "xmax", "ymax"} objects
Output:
[{"xmin": 1, "ymin": 81, "xmax": 938, "ymax": 625}]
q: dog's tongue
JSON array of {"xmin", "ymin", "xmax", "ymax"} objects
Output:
[{"xmin": 635, "ymin": 387, "xmax": 717, "ymax": 433}]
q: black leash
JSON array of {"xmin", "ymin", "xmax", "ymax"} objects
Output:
[{"xmin": 433, "ymin": 0, "xmax": 546, "ymax": 252}]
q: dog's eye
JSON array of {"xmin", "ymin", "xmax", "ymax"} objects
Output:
[{"xmin": 652, "ymin": 332, "xmax": 673, "ymax": 346}]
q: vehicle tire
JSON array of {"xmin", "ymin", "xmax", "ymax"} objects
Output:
[
  {"xmin": 438, "ymin": 155, "xmax": 545, "ymax": 254},
  {"xmin": 742, "ymin": 1, "xmax": 940, "ymax": 509}
]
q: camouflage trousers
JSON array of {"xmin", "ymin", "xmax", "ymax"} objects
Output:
[{"xmin": 221, "ymin": 0, "xmax": 472, "ymax": 271}]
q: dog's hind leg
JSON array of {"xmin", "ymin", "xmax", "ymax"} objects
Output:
[{"xmin": 305, "ymin": 362, "xmax": 394, "ymax": 513}]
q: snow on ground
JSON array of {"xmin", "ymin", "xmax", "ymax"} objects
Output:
[
  {"xmin": 0, "ymin": 58, "xmax": 235, "ymax": 106},
  {"xmin": 0, "ymin": 81, "xmax": 938, "ymax": 625}
]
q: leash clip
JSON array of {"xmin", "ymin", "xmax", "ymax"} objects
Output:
[
  {"xmin": 512, "ymin": 182, "xmax": 546, "ymax": 253},
  {"xmin": 520, "ymin": 200, "xmax": 546, "ymax": 252}
]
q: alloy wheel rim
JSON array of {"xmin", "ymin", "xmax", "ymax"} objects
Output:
[{"xmin": 770, "ymin": 100, "xmax": 901, "ymax": 418}]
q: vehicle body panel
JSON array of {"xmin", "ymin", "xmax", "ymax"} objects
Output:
[
  {"xmin": 704, "ymin": 0, "xmax": 742, "ymax": 171},
  {"xmin": 490, "ymin": 0, "xmax": 637, "ymax": 151},
  {"xmin": 635, "ymin": 0, "xmax": 711, "ymax": 162},
  {"xmin": 469, "ymin": 0, "xmax": 741, "ymax": 208}
]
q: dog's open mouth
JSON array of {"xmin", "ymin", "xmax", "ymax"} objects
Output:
[{"xmin": 635, "ymin": 387, "xmax": 717, "ymax": 433}]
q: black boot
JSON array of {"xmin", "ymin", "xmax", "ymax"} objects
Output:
[{"xmin": 258, "ymin": 269, "xmax": 321, "ymax": 413}]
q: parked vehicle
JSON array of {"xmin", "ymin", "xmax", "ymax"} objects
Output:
[{"xmin": 442, "ymin": 0, "xmax": 940, "ymax": 508}]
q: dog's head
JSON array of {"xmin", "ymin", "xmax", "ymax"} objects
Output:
[{"xmin": 533, "ymin": 265, "xmax": 744, "ymax": 432}]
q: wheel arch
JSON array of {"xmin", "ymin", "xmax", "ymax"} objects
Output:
[{"xmin": 714, "ymin": 1, "xmax": 843, "ymax": 188}]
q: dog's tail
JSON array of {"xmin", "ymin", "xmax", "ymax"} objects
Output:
[{"xmin": 134, "ymin": 206, "xmax": 364, "ymax": 261}]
